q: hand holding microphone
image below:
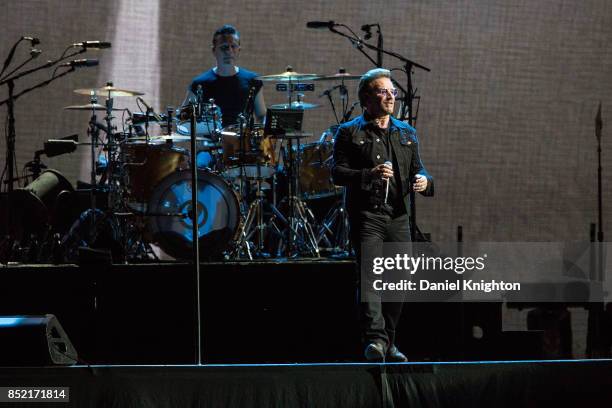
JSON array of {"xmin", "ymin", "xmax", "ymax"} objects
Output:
[
  {"xmin": 371, "ymin": 161, "xmax": 393, "ymax": 204},
  {"xmin": 383, "ymin": 161, "xmax": 392, "ymax": 204}
]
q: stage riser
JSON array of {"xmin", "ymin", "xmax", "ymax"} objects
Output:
[{"xmin": 0, "ymin": 263, "xmax": 361, "ymax": 364}]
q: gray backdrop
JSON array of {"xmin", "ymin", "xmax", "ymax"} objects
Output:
[{"xmin": 2, "ymin": 0, "xmax": 612, "ymax": 241}]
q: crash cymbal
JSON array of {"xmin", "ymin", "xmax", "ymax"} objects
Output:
[
  {"xmin": 256, "ymin": 66, "xmax": 321, "ymax": 82},
  {"xmin": 270, "ymin": 101, "xmax": 320, "ymax": 110},
  {"xmin": 73, "ymin": 85, "xmax": 144, "ymax": 97},
  {"xmin": 63, "ymin": 103, "xmax": 123, "ymax": 111}
]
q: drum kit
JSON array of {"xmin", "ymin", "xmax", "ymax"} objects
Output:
[{"xmin": 6, "ymin": 68, "xmax": 360, "ymax": 263}]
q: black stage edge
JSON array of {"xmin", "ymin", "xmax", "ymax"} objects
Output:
[
  {"xmin": 0, "ymin": 360, "xmax": 611, "ymax": 407},
  {"xmin": 0, "ymin": 261, "xmax": 361, "ymax": 364},
  {"xmin": 1, "ymin": 262, "xmax": 608, "ymax": 365}
]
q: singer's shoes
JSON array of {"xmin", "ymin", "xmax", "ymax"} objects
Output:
[
  {"xmin": 364, "ymin": 342, "xmax": 386, "ymax": 362},
  {"xmin": 386, "ymin": 345, "xmax": 408, "ymax": 362}
]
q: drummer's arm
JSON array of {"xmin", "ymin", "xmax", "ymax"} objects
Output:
[{"xmin": 254, "ymin": 88, "xmax": 266, "ymax": 124}]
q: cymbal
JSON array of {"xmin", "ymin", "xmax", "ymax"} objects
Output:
[
  {"xmin": 74, "ymin": 85, "xmax": 144, "ymax": 97},
  {"xmin": 128, "ymin": 134, "xmax": 219, "ymax": 144},
  {"xmin": 270, "ymin": 101, "xmax": 320, "ymax": 110},
  {"xmin": 314, "ymin": 72, "xmax": 361, "ymax": 81},
  {"xmin": 63, "ymin": 103, "xmax": 123, "ymax": 111},
  {"xmin": 256, "ymin": 67, "xmax": 321, "ymax": 82}
]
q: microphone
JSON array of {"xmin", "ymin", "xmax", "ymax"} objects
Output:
[
  {"xmin": 306, "ymin": 21, "xmax": 337, "ymax": 29},
  {"xmin": 360, "ymin": 24, "xmax": 375, "ymax": 40},
  {"xmin": 22, "ymin": 36, "xmax": 40, "ymax": 45},
  {"xmin": 383, "ymin": 161, "xmax": 392, "ymax": 205},
  {"xmin": 60, "ymin": 58, "xmax": 99, "ymax": 67},
  {"xmin": 30, "ymin": 48, "xmax": 42, "ymax": 58},
  {"xmin": 72, "ymin": 41, "xmax": 112, "ymax": 49},
  {"xmin": 136, "ymin": 96, "xmax": 164, "ymax": 122}
]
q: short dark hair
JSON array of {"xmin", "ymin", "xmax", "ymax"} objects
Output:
[
  {"xmin": 357, "ymin": 68, "xmax": 391, "ymax": 107},
  {"xmin": 212, "ymin": 24, "xmax": 240, "ymax": 46}
]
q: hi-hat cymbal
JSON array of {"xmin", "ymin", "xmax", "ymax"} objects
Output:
[
  {"xmin": 270, "ymin": 101, "xmax": 320, "ymax": 110},
  {"xmin": 64, "ymin": 103, "xmax": 123, "ymax": 111},
  {"xmin": 256, "ymin": 66, "xmax": 321, "ymax": 82},
  {"xmin": 73, "ymin": 85, "xmax": 144, "ymax": 97}
]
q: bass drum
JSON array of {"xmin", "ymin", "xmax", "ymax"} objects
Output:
[{"xmin": 147, "ymin": 169, "xmax": 241, "ymax": 259}]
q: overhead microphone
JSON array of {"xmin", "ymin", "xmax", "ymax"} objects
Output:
[
  {"xmin": 22, "ymin": 36, "xmax": 40, "ymax": 45},
  {"xmin": 136, "ymin": 96, "xmax": 164, "ymax": 122},
  {"xmin": 60, "ymin": 59, "xmax": 99, "ymax": 67},
  {"xmin": 360, "ymin": 23, "xmax": 377, "ymax": 40},
  {"xmin": 306, "ymin": 21, "xmax": 337, "ymax": 29},
  {"xmin": 72, "ymin": 41, "xmax": 112, "ymax": 49},
  {"xmin": 30, "ymin": 48, "xmax": 42, "ymax": 58}
]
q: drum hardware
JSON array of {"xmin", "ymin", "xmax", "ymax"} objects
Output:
[
  {"xmin": 257, "ymin": 66, "xmax": 321, "ymax": 113},
  {"xmin": 315, "ymin": 190, "xmax": 351, "ymax": 257},
  {"xmin": 65, "ymin": 81, "xmax": 157, "ymax": 262},
  {"xmin": 276, "ymin": 132, "xmax": 320, "ymax": 258},
  {"xmin": 275, "ymin": 83, "xmax": 315, "ymax": 92},
  {"xmin": 315, "ymin": 68, "xmax": 357, "ymax": 124}
]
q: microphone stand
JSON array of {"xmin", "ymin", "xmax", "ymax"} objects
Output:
[
  {"xmin": 0, "ymin": 45, "xmax": 87, "ymax": 194},
  {"xmin": 325, "ymin": 24, "xmax": 431, "ymax": 241},
  {"xmin": 189, "ymin": 103, "xmax": 202, "ymax": 365}
]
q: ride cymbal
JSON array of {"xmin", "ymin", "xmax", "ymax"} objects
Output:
[
  {"xmin": 313, "ymin": 72, "xmax": 361, "ymax": 81},
  {"xmin": 256, "ymin": 66, "xmax": 321, "ymax": 82}
]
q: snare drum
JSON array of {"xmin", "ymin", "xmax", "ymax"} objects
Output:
[
  {"xmin": 123, "ymin": 140, "xmax": 189, "ymax": 205},
  {"xmin": 298, "ymin": 141, "xmax": 343, "ymax": 199},
  {"xmin": 221, "ymin": 124, "xmax": 277, "ymax": 179}
]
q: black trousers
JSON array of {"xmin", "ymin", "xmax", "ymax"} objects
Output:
[{"xmin": 351, "ymin": 210, "xmax": 410, "ymax": 350}]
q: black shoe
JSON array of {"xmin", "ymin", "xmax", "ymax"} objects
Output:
[
  {"xmin": 364, "ymin": 342, "xmax": 386, "ymax": 362},
  {"xmin": 386, "ymin": 344, "xmax": 408, "ymax": 362}
]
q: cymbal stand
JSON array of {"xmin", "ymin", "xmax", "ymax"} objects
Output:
[
  {"xmin": 86, "ymin": 91, "xmax": 100, "ymax": 243},
  {"xmin": 283, "ymin": 133, "xmax": 320, "ymax": 258},
  {"xmin": 316, "ymin": 188, "xmax": 351, "ymax": 256}
]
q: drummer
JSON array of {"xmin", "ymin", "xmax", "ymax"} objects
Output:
[{"xmin": 183, "ymin": 24, "xmax": 266, "ymax": 126}]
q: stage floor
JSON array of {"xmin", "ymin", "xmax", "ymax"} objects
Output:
[{"xmin": 1, "ymin": 360, "xmax": 611, "ymax": 407}]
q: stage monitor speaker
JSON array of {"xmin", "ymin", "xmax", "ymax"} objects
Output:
[{"xmin": 0, "ymin": 314, "xmax": 78, "ymax": 366}]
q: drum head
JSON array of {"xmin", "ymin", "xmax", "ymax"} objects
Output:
[{"xmin": 147, "ymin": 170, "xmax": 240, "ymax": 259}]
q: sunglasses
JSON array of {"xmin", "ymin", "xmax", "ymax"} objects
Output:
[{"xmin": 372, "ymin": 88, "xmax": 398, "ymax": 97}]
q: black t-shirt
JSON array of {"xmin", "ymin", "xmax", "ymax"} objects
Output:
[
  {"xmin": 374, "ymin": 125, "xmax": 406, "ymax": 217},
  {"xmin": 189, "ymin": 67, "xmax": 262, "ymax": 126}
]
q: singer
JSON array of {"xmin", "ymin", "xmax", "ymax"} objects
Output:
[
  {"xmin": 331, "ymin": 68, "xmax": 434, "ymax": 362},
  {"xmin": 182, "ymin": 24, "xmax": 266, "ymax": 126}
]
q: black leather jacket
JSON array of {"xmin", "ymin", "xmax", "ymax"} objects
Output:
[{"xmin": 332, "ymin": 115, "xmax": 434, "ymax": 216}]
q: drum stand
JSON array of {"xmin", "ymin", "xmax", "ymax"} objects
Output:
[
  {"xmin": 231, "ymin": 120, "xmax": 283, "ymax": 259},
  {"xmin": 316, "ymin": 188, "xmax": 351, "ymax": 257},
  {"xmin": 282, "ymin": 134, "xmax": 320, "ymax": 258}
]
